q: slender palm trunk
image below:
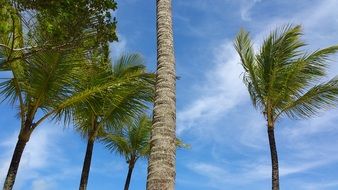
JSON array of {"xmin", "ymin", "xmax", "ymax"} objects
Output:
[
  {"xmin": 79, "ymin": 138, "xmax": 95, "ymax": 190},
  {"xmin": 268, "ymin": 125, "xmax": 279, "ymax": 190},
  {"xmin": 3, "ymin": 126, "xmax": 32, "ymax": 190},
  {"xmin": 79, "ymin": 118, "xmax": 99, "ymax": 190},
  {"xmin": 79, "ymin": 138, "xmax": 94, "ymax": 190},
  {"xmin": 124, "ymin": 161, "xmax": 135, "ymax": 190},
  {"xmin": 147, "ymin": 0, "xmax": 176, "ymax": 189}
]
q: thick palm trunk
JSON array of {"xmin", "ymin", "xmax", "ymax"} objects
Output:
[
  {"xmin": 3, "ymin": 127, "xmax": 32, "ymax": 190},
  {"xmin": 79, "ymin": 138, "xmax": 95, "ymax": 190},
  {"xmin": 124, "ymin": 162, "xmax": 135, "ymax": 190},
  {"xmin": 268, "ymin": 125, "xmax": 279, "ymax": 190},
  {"xmin": 146, "ymin": 0, "xmax": 176, "ymax": 189}
]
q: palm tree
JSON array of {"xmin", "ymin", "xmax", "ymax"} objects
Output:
[
  {"xmin": 234, "ymin": 25, "xmax": 338, "ymax": 190},
  {"xmin": 102, "ymin": 114, "xmax": 152, "ymax": 190},
  {"xmin": 102, "ymin": 114, "xmax": 188, "ymax": 190},
  {"xmin": 74, "ymin": 54, "xmax": 154, "ymax": 190},
  {"xmin": 147, "ymin": 0, "xmax": 177, "ymax": 189},
  {"xmin": 0, "ymin": 48, "xmax": 125, "ymax": 189}
]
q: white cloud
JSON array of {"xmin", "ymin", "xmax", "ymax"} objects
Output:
[
  {"xmin": 177, "ymin": 41, "xmax": 248, "ymax": 134},
  {"xmin": 282, "ymin": 111, "xmax": 338, "ymax": 139},
  {"xmin": 302, "ymin": 180, "xmax": 338, "ymax": 190},
  {"xmin": 188, "ymin": 153, "xmax": 338, "ymax": 187},
  {"xmin": 240, "ymin": 0, "xmax": 262, "ymax": 21},
  {"xmin": 109, "ymin": 33, "xmax": 127, "ymax": 60},
  {"xmin": 31, "ymin": 179, "xmax": 56, "ymax": 190},
  {"xmin": 299, "ymin": 0, "xmax": 338, "ymax": 29},
  {"xmin": 0, "ymin": 125, "xmax": 70, "ymax": 190}
]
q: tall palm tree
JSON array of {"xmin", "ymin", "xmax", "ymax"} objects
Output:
[
  {"xmin": 102, "ymin": 114, "xmax": 152, "ymax": 190},
  {"xmin": 234, "ymin": 25, "xmax": 338, "ymax": 190},
  {"xmin": 147, "ymin": 0, "xmax": 176, "ymax": 189},
  {"xmin": 74, "ymin": 54, "xmax": 154, "ymax": 190}
]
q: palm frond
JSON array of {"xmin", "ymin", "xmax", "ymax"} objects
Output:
[
  {"xmin": 102, "ymin": 133, "xmax": 131, "ymax": 160},
  {"xmin": 234, "ymin": 29, "xmax": 264, "ymax": 109},
  {"xmin": 279, "ymin": 77, "xmax": 338, "ymax": 119},
  {"xmin": 0, "ymin": 78, "xmax": 18, "ymax": 105},
  {"xmin": 257, "ymin": 25, "xmax": 305, "ymax": 104},
  {"xmin": 69, "ymin": 52, "xmax": 154, "ymax": 144},
  {"xmin": 101, "ymin": 114, "xmax": 152, "ymax": 161}
]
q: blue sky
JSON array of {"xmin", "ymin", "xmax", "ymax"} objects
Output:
[{"xmin": 1, "ymin": 0, "xmax": 338, "ymax": 189}]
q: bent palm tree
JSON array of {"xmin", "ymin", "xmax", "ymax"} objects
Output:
[
  {"xmin": 74, "ymin": 54, "xmax": 154, "ymax": 190},
  {"xmin": 102, "ymin": 114, "xmax": 152, "ymax": 190},
  {"xmin": 147, "ymin": 0, "xmax": 177, "ymax": 189},
  {"xmin": 234, "ymin": 25, "xmax": 338, "ymax": 190}
]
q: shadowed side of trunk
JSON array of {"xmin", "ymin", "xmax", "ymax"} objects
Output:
[
  {"xmin": 268, "ymin": 125, "xmax": 279, "ymax": 190},
  {"xmin": 146, "ymin": 0, "xmax": 176, "ymax": 189}
]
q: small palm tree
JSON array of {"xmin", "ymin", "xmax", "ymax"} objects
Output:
[
  {"xmin": 102, "ymin": 114, "xmax": 152, "ymax": 190},
  {"xmin": 102, "ymin": 114, "xmax": 188, "ymax": 190},
  {"xmin": 74, "ymin": 53, "xmax": 154, "ymax": 190},
  {"xmin": 234, "ymin": 25, "xmax": 338, "ymax": 190}
]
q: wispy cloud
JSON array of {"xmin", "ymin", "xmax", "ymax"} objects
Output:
[
  {"xmin": 109, "ymin": 33, "xmax": 127, "ymax": 60},
  {"xmin": 188, "ymin": 152, "xmax": 338, "ymax": 188},
  {"xmin": 0, "ymin": 125, "xmax": 77, "ymax": 190},
  {"xmin": 302, "ymin": 180, "xmax": 338, "ymax": 190},
  {"xmin": 177, "ymin": 40, "xmax": 247, "ymax": 134},
  {"xmin": 239, "ymin": 0, "xmax": 262, "ymax": 21}
]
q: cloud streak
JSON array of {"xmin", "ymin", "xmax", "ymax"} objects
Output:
[
  {"xmin": 239, "ymin": 0, "xmax": 262, "ymax": 21},
  {"xmin": 177, "ymin": 41, "xmax": 248, "ymax": 134}
]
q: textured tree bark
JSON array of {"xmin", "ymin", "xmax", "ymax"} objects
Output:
[
  {"xmin": 124, "ymin": 162, "xmax": 135, "ymax": 190},
  {"xmin": 146, "ymin": 0, "xmax": 176, "ymax": 189},
  {"xmin": 3, "ymin": 126, "xmax": 32, "ymax": 190},
  {"xmin": 268, "ymin": 125, "xmax": 279, "ymax": 190},
  {"xmin": 79, "ymin": 138, "xmax": 95, "ymax": 190}
]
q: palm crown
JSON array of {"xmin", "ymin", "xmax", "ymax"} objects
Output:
[
  {"xmin": 73, "ymin": 53, "xmax": 154, "ymax": 139},
  {"xmin": 234, "ymin": 25, "xmax": 338, "ymax": 122},
  {"xmin": 102, "ymin": 114, "xmax": 152, "ymax": 162}
]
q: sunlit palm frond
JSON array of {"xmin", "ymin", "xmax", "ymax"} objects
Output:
[
  {"xmin": 0, "ymin": 78, "xmax": 18, "ymax": 105},
  {"xmin": 280, "ymin": 78, "xmax": 338, "ymax": 119},
  {"xmin": 234, "ymin": 29, "xmax": 264, "ymax": 109},
  {"xmin": 112, "ymin": 53, "xmax": 146, "ymax": 77},
  {"xmin": 70, "ymin": 52, "xmax": 154, "ymax": 143},
  {"xmin": 273, "ymin": 45, "xmax": 338, "ymax": 110},
  {"xmin": 102, "ymin": 133, "xmax": 131, "ymax": 160},
  {"xmin": 256, "ymin": 25, "xmax": 305, "ymax": 104},
  {"xmin": 101, "ymin": 114, "xmax": 152, "ymax": 161}
]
